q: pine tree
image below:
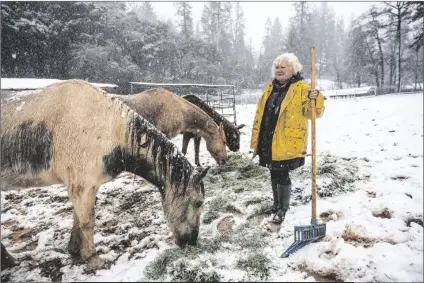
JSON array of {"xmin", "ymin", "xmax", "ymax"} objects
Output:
[
  {"xmin": 174, "ymin": 2, "xmax": 194, "ymax": 40},
  {"xmin": 384, "ymin": 1, "xmax": 410, "ymax": 92},
  {"xmin": 140, "ymin": 2, "xmax": 157, "ymax": 23}
]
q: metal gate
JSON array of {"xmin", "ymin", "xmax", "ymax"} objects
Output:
[{"xmin": 129, "ymin": 82, "xmax": 238, "ymax": 125}]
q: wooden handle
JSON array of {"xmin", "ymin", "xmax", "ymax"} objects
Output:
[{"xmin": 311, "ymin": 47, "xmax": 317, "ymax": 222}]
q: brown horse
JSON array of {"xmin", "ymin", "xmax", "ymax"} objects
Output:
[
  {"xmin": 116, "ymin": 88, "xmax": 228, "ymax": 166},
  {"xmin": 181, "ymin": 94, "xmax": 245, "ymax": 166},
  {"xmin": 1, "ymin": 80, "xmax": 210, "ymax": 270}
]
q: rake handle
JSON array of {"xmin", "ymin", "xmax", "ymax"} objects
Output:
[{"xmin": 310, "ymin": 47, "xmax": 317, "ymax": 223}]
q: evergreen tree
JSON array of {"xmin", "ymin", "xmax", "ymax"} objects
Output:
[
  {"xmin": 140, "ymin": 2, "xmax": 157, "ymax": 23},
  {"xmin": 174, "ymin": 2, "xmax": 194, "ymax": 40}
]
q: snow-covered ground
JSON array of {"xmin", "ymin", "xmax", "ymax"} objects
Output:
[{"xmin": 1, "ymin": 91, "xmax": 423, "ymax": 282}]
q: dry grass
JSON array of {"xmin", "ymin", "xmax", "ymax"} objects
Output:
[
  {"xmin": 342, "ymin": 224, "xmax": 375, "ymax": 248},
  {"xmin": 319, "ymin": 210, "xmax": 344, "ymax": 222},
  {"xmin": 342, "ymin": 224, "xmax": 396, "ymax": 248}
]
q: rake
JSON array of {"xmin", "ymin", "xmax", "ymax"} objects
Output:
[{"xmin": 281, "ymin": 47, "xmax": 327, "ymax": 258}]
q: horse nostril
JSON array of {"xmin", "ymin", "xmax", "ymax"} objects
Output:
[
  {"xmin": 176, "ymin": 230, "xmax": 199, "ymax": 247},
  {"xmin": 175, "ymin": 239, "xmax": 187, "ymax": 248},
  {"xmin": 188, "ymin": 238, "xmax": 197, "ymax": 246},
  {"xmin": 189, "ymin": 230, "xmax": 199, "ymax": 245}
]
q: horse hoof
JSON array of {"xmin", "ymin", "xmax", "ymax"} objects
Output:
[{"xmin": 86, "ymin": 256, "xmax": 108, "ymax": 272}]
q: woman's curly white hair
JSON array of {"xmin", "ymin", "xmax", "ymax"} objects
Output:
[{"xmin": 271, "ymin": 53, "xmax": 303, "ymax": 78}]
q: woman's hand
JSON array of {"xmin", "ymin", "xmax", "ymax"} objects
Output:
[{"xmin": 308, "ymin": 89, "xmax": 319, "ymax": 99}]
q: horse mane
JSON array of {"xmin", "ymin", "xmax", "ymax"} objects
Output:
[
  {"xmin": 123, "ymin": 101, "xmax": 194, "ymax": 196},
  {"xmin": 182, "ymin": 94, "xmax": 237, "ymax": 132}
]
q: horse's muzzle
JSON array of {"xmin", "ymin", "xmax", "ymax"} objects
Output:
[{"xmin": 175, "ymin": 230, "xmax": 199, "ymax": 247}]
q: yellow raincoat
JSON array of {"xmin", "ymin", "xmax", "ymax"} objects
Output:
[{"xmin": 250, "ymin": 80, "xmax": 325, "ymax": 161}]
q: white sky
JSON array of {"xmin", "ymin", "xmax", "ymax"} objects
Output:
[{"xmin": 153, "ymin": 1, "xmax": 382, "ymax": 52}]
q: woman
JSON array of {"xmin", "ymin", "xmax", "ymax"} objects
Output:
[{"xmin": 250, "ymin": 53, "xmax": 325, "ymax": 224}]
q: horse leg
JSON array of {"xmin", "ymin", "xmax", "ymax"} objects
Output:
[
  {"xmin": 68, "ymin": 184, "xmax": 104, "ymax": 270},
  {"xmin": 194, "ymin": 136, "xmax": 201, "ymax": 167},
  {"xmin": 1, "ymin": 243, "xmax": 17, "ymax": 270},
  {"xmin": 182, "ymin": 133, "xmax": 191, "ymax": 156},
  {"xmin": 68, "ymin": 211, "xmax": 81, "ymax": 257}
]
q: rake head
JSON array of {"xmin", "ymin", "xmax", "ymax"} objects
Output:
[{"xmin": 281, "ymin": 220, "xmax": 326, "ymax": 258}]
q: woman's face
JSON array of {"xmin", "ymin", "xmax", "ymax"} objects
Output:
[{"xmin": 275, "ymin": 62, "xmax": 293, "ymax": 81}]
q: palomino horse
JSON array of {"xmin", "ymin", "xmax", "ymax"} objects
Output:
[
  {"xmin": 1, "ymin": 80, "xmax": 210, "ymax": 270},
  {"xmin": 181, "ymin": 94, "xmax": 245, "ymax": 166},
  {"xmin": 116, "ymin": 88, "xmax": 228, "ymax": 166}
]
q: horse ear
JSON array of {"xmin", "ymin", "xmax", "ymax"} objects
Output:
[
  {"xmin": 193, "ymin": 166, "xmax": 210, "ymax": 184},
  {"xmin": 236, "ymin": 124, "xmax": 245, "ymax": 130}
]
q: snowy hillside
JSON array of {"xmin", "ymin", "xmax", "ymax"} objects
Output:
[{"xmin": 1, "ymin": 91, "xmax": 423, "ymax": 282}]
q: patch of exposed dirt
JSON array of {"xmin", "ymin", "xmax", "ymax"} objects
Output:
[
  {"xmin": 5, "ymin": 226, "xmax": 41, "ymax": 252},
  {"xmin": 217, "ymin": 216, "xmax": 235, "ymax": 234},
  {"xmin": 4, "ymin": 193, "xmax": 24, "ymax": 201},
  {"xmin": 1, "ymin": 219, "xmax": 18, "ymax": 227},
  {"xmin": 342, "ymin": 225, "xmax": 375, "ymax": 248},
  {"xmin": 319, "ymin": 211, "xmax": 344, "ymax": 222},
  {"xmin": 372, "ymin": 208, "xmax": 392, "ymax": 219},
  {"xmin": 408, "ymin": 153, "xmax": 422, "ymax": 158},
  {"xmin": 38, "ymin": 258, "xmax": 64, "ymax": 282},
  {"xmin": 390, "ymin": 175, "xmax": 410, "ymax": 181},
  {"xmin": 306, "ymin": 270, "xmax": 340, "ymax": 282},
  {"xmin": 341, "ymin": 224, "xmax": 395, "ymax": 248},
  {"xmin": 119, "ymin": 191, "xmax": 147, "ymax": 210},
  {"xmin": 47, "ymin": 195, "xmax": 69, "ymax": 204},
  {"xmin": 55, "ymin": 205, "xmax": 73, "ymax": 215},
  {"xmin": 10, "ymin": 228, "xmax": 33, "ymax": 242},
  {"xmin": 406, "ymin": 217, "xmax": 423, "ymax": 227},
  {"xmin": 366, "ymin": 190, "xmax": 377, "ymax": 198}
]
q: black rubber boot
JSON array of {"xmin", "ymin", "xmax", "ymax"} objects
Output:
[
  {"xmin": 1, "ymin": 243, "xmax": 18, "ymax": 270},
  {"xmin": 272, "ymin": 184, "xmax": 291, "ymax": 224},
  {"xmin": 264, "ymin": 178, "xmax": 278, "ymax": 215}
]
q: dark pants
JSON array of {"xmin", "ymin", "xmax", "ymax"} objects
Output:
[
  {"xmin": 270, "ymin": 168, "xmax": 291, "ymax": 185},
  {"xmin": 266, "ymin": 168, "xmax": 292, "ymax": 221}
]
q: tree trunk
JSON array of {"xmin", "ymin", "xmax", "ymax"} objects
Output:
[
  {"xmin": 396, "ymin": 9, "xmax": 401, "ymax": 93},
  {"xmin": 356, "ymin": 72, "xmax": 361, "ymax": 87},
  {"xmin": 376, "ymin": 33, "xmax": 385, "ymax": 89},
  {"xmin": 390, "ymin": 52, "xmax": 395, "ymax": 86},
  {"xmin": 365, "ymin": 39, "xmax": 380, "ymax": 88},
  {"xmin": 415, "ymin": 47, "xmax": 419, "ymax": 90}
]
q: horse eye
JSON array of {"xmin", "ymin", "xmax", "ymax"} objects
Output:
[{"xmin": 195, "ymin": 200, "xmax": 203, "ymax": 208}]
